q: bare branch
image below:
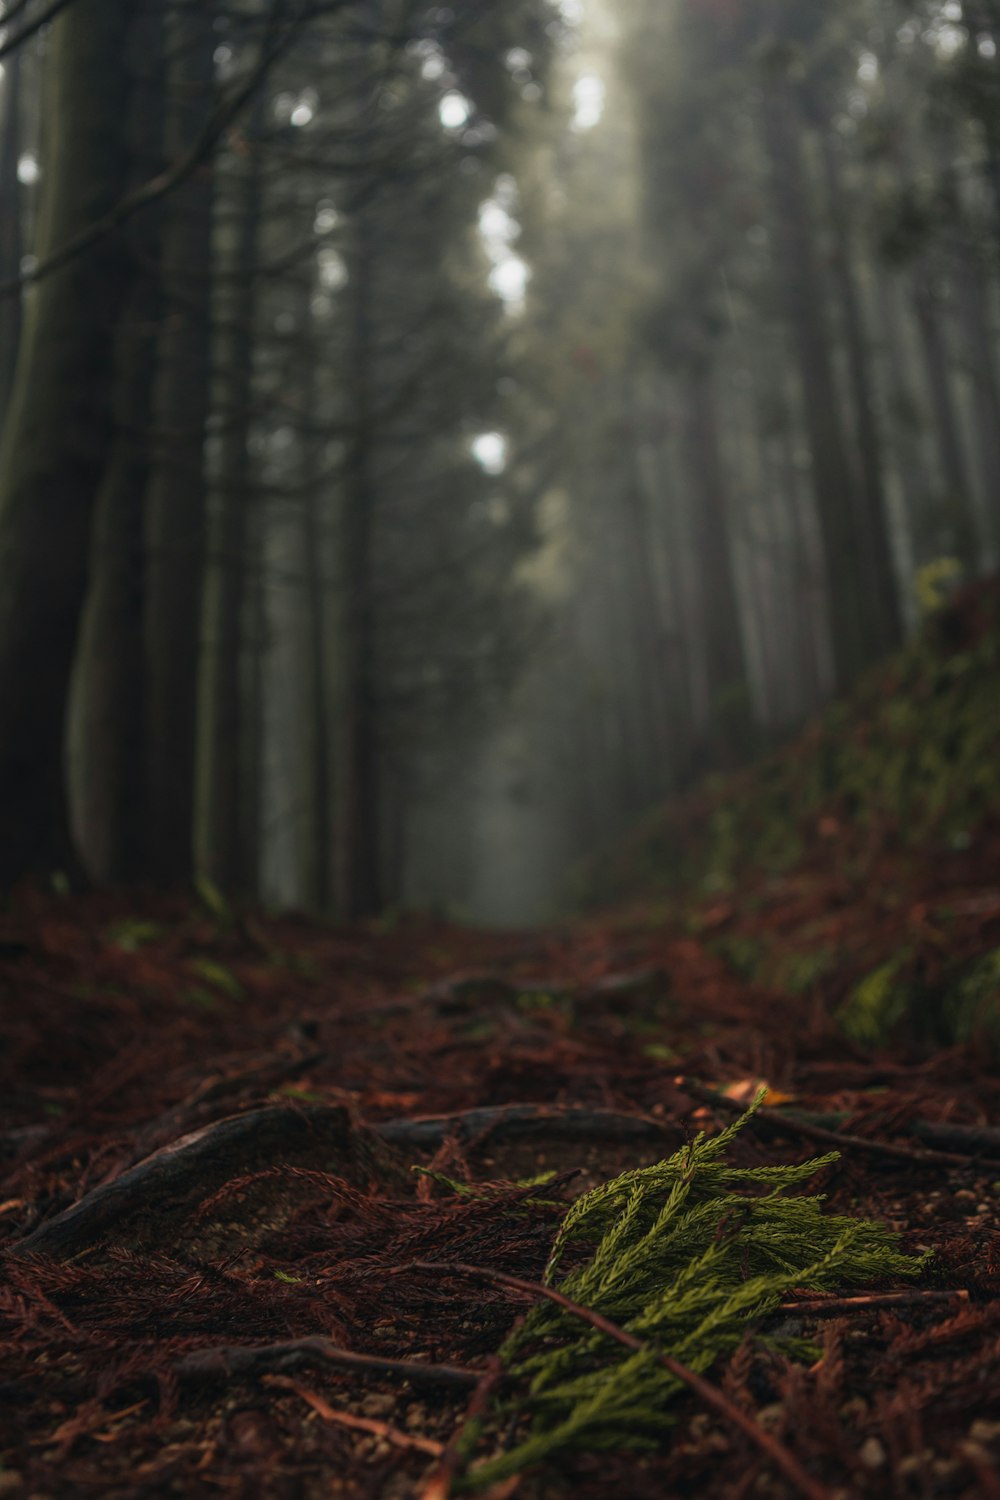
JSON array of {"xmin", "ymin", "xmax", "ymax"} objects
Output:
[
  {"xmin": 0, "ymin": 0, "xmax": 82, "ymax": 65},
  {"xmin": 0, "ymin": 0, "xmax": 319, "ymax": 300}
]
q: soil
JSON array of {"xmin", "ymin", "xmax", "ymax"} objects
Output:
[{"xmin": 1, "ymin": 873, "xmax": 999, "ymax": 1499}]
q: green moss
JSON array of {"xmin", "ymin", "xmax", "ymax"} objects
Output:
[
  {"xmin": 936, "ymin": 948, "xmax": 1000, "ymax": 1052},
  {"xmin": 836, "ymin": 954, "xmax": 914, "ymax": 1049},
  {"xmin": 106, "ymin": 918, "xmax": 164, "ymax": 952},
  {"xmin": 835, "ymin": 946, "xmax": 1000, "ymax": 1055},
  {"xmin": 188, "ymin": 956, "xmax": 243, "ymax": 1000},
  {"xmin": 709, "ymin": 932, "xmax": 766, "ymax": 982},
  {"xmin": 587, "ymin": 589, "xmax": 1000, "ymax": 909},
  {"xmin": 768, "ymin": 946, "xmax": 838, "ymax": 995}
]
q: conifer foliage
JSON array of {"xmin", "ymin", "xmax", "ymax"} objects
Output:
[{"xmin": 464, "ymin": 1095, "xmax": 926, "ymax": 1486}]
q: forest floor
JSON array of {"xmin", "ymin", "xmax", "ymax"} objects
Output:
[{"xmin": 1, "ymin": 845, "xmax": 1000, "ymax": 1499}]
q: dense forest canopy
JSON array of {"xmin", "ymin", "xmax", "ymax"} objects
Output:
[{"xmin": 0, "ymin": 0, "xmax": 998, "ymax": 922}]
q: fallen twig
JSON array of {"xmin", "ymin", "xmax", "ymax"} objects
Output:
[
  {"xmin": 172, "ymin": 1337, "xmax": 480, "ymax": 1392},
  {"xmin": 911, "ymin": 1119, "xmax": 1000, "ymax": 1157},
  {"xmin": 675, "ymin": 1077, "xmax": 1000, "ymax": 1170},
  {"xmin": 777, "ymin": 1288, "xmax": 970, "ymax": 1318},
  {"xmin": 402, "ymin": 1262, "xmax": 830, "ymax": 1500}
]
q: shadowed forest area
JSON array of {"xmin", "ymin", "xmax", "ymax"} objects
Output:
[{"xmin": 2, "ymin": 1, "xmax": 1000, "ymax": 1496}]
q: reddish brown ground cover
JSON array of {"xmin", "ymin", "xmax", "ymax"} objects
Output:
[{"xmin": 1, "ymin": 864, "xmax": 999, "ymax": 1498}]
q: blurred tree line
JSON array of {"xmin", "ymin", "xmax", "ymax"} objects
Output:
[
  {"xmin": 0, "ymin": 0, "xmax": 561, "ymax": 915},
  {"xmin": 0, "ymin": 0, "xmax": 997, "ymax": 920},
  {"xmin": 514, "ymin": 0, "xmax": 1000, "ymax": 877}
]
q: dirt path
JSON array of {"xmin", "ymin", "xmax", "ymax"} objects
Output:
[{"xmin": 1, "ymin": 889, "xmax": 999, "ymax": 1497}]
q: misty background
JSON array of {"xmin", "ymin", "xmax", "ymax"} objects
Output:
[{"xmin": 0, "ymin": 0, "xmax": 997, "ymax": 926}]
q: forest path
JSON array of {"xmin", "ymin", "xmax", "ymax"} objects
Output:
[{"xmin": 1, "ymin": 887, "xmax": 999, "ymax": 1497}]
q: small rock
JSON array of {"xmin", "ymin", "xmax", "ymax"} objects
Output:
[
  {"xmin": 960, "ymin": 1440, "xmax": 992, "ymax": 1466},
  {"xmin": 896, "ymin": 1450, "xmax": 934, "ymax": 1478},
  {"xmin": 859, "ymin": 1436, "xmax": 887, "ymax": 1470},
  {"xmin": 970, "ymin": 1419, "xmax": 1000, "ymax": 1445},
  {"xmin": 359, "ymin": 1393, "xmax": 395, "ymax": 1418},
  {"xmin": 0, "ymin": 1475, "xmax": 24, "ymax": 1497},
  {"xmin": 756, "ymin": 1403, "xmax": 786, "ymax": 1431}
]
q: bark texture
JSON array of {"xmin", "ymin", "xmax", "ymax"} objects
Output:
[{"xmin": 0, "ymin": 0, "xmax": 136, "ymax": 884}]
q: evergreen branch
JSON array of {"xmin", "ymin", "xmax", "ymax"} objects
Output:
[
  {"xmin": 407, "ymin": 1260, "xmax": 831, "ymax": 1500},
  {"xmin": 399, "ymin": 1095, "xmax": 928, "ymax": 1490}
]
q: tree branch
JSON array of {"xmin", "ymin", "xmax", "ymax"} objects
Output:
[
  {"xmin": 0, "ymin": 0, "xmax": 83, "ymax": 65},
  {"xmin": 0, "ymin": 0, "xmax": 318, "ymax": 300}
]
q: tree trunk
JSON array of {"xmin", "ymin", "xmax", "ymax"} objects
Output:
[
  {"xmin": 816, "ymin": 126, "xmax": 902, "ymax": 656},
  {"xmin": 683, "ymin": 361, "xmax": 751, "ymax": 766},
  {"xmin": 938, "ymin": 157, "xmax": 1000, "ymax": 565},
  {"xmin": 143, "ymin": 4, "xmax": 216, "ymax": 884},
  {"xmin": 335, "ymin": 212, "xmax": 382, "ymax": 919},
  {"xmin": 622, "ymin": 443, "xmax": 676, "ymax": 798},
  {"xmin": 68, "ymin": 10, "xmax": 165, "ymax": 883},
  {"xmin": 0, "ymin": 46, "xmax": 23, "ymax": 423},
  {"xmin": 761, "ymin": 81, "xmax": 864, "ymax": 690},
  {"xmin": 0, "ymin": 0, "xmax": 135, "ymax": 885},
  {"xmin": 200, "ymin": 107, "xmax": 265, "ymax": 895},
  {"xmin": 298, "ymin": 267, "xmax": 333, "ymax": 911},
  {"xmin": 910, "ymin": 264, "xmax": 979, "ymax": 571}
]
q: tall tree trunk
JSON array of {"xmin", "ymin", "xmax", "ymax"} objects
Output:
[
  {"xmin": 778, "ymin": 419, "xmax": 830, "ymax": 714},
  {"xmin": 0, "ymin": 46, "xmax": 23, "ymax": 423},
  {"xmin": 200, "ymin": 107, "xmax": 265, "ymax": 895},
  {"xmin": 335, "ymin": 212, "xmax": 382, "ymax": 919},
  {"xmin": 910, "ymin": 264, "xmax": 979, "ymax": 571},
  {"xmin": 761, "ymin": 80, "xmax": 864, "ymax": 690},
  {"xmin": 683, "ymin": 361, "xmax": 751, "ymax": 766},
  {"xmin": 143, "ymin": 5, "xmax": 215, "ymax": 883},
  {"xmin": 633, "ymin": 412, "xmax": 695, "ymax": 778},
  {"xmin": 961, "ymin": 3, "xmax": 1000, "ymax": 245},
  {"xmin": 298, "ymin": 269, "xmax": 333, "ymax": 911},
  {"xmin": 0, "ymin": 0, "xmax": 135, "ymax": 885},
  {"xmin": 622, "ymin": 434, "xmax": 676, "ymax": 797},
  {"xmin": 938, "ymin": 158, "xmax": 1000, "ymax": 565},
  {"xmin": 816, "ymin": 126, "xmax": 902, "ymax": 656},
  {"xmin": 69, "ymin": 9, "xmax": 165, "ymax": 883}
]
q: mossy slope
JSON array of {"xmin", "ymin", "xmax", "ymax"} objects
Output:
[{"xmin": 589, "ymin": 580, "xmax": 1000, "ymax": 1054}]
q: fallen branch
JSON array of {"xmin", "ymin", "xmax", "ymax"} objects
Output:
[
  {"xmin": 9, "ymin": 1105, "xmax": 406, "ymax": 1258},
  {"xmin": 675, "ymin": 1077, "xmax": 1000, "ymax": 1170},
  {"xmin": 172, "ymin": 1337, "xmax": 480, "ymax": 1392},
  {"xmin": 777, "ymin": 1288, "xmax": 970, "ymax": 1318},
  {"xmin": 911, "ymin": 1119, "xmax": 1000, "ymax": 1157},
  {"xmin": 402, "ymin": 1262, "xmax": 830, "ymax": 1500},
  {"xmin": 377, "ymin": 1104, "xmax": 676, "ymax": 1149}
]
